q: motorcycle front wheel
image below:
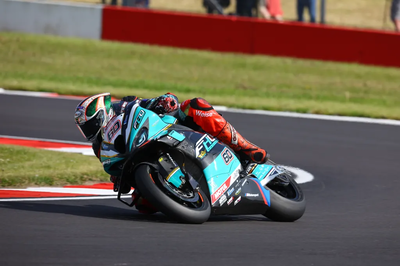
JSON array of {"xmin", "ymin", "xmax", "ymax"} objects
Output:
[{"xmin": 135, "ymin": 165, "xmax": 211, "ymax": 224}]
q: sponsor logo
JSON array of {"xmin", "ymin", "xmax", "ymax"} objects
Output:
[
  {"xmin": 195, "ymin": 110, "xmax": 213, "ymax": 117},
  {"xmin": 235, "ymin": 188, "xmax": 241, "ymax": 196},
  {"xmin": 219, "ymin": 195, "xmax": 227, "ymax": 206},
  {"xmin": 227, "ymin": 187, "xmax": 234, "ymax": 196},
  {"xmin": 198, "ymin": 150, "xmax": 206, "ymax": 159},
  {"xmin": 151, "ymin": 120, "xmax": 160, "ymax": 127},
  {"xmin": 74, "ymin": 111, "xmax": 84, "ymax": 123},
  {"xmin": 195, "ymin": 134, "xmax": 218, "ymax": 158},
  {"xmin": 244, "ymin": 163, "xmax": 257, "ymax": 175},
  {"xmin": 211, "ymin": 180, "xmax": 229, "ymax": 204},
  {"xmin": 230, "ymin": 125, "xmax": 238, "ymax": 145},
  {"xmin": 227, "ymin": 197, "xmax": 234, "ymax": 205},
  {"xmin": 234, "ymin": 196, "xmax": 241, "ymax": 206},
  {"xmin": 121, "ymin": 102, "xmax": 128, "ymax": 113},
  {"xmin": 102, "ymin": 159, "xmax": 111, "ymax": 165},
  {"xmin": 245, "ymin": 193, "xmax": 259, "ymax": 197},
  {"xmin": 221, "ymin": 148, "xmax": 234, "ymax": 165}
]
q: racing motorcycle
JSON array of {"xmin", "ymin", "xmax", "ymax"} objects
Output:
[{"xmin": 101, "ymin": 101, "xmax": 306, "ymax": 224}]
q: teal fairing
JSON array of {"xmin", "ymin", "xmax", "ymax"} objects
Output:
[
  {"xmin": 100, "ymin": 102, "xmax": 306, "ymax": 222},
  {"xmin": 100, "ymin": 103, "xmax": 176, "ymax": 176}
]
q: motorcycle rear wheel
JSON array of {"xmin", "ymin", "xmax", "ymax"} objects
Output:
[
  {"xmin": 263, "ymin": 174, "xmax": 306, "ymax": 222},
  {"xmin": 135, "ymin": 165, "xmax": 211, "ymax": 224}
]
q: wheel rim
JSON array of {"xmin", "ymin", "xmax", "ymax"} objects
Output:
[{"xmin": 154, "ymin": 170, "xmax": 206, "ymax": 209}]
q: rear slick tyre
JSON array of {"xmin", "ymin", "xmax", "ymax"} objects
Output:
[
  {"xmin": 263, "ymin": 176, "xmax": 306, "ymax": 222},
  {"xmin": 135, "ymin": 165, "xmax": 211, "ymax": 224}
]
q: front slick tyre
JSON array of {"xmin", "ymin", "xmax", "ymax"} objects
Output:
[{"xmin": 135, "ymin": 165, "xmax": 211, "ymax": 224}]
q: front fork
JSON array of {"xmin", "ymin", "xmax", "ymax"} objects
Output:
[{"xmin": 157, "ymin": 153, "xmax": 186, "ymax": 189}]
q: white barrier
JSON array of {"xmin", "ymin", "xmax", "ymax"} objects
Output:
[{"xmin": 0, "ymin": 0, "xmax": 102, "ymax": 39}]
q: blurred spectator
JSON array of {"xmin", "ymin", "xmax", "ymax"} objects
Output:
[
  {"xmin": 102, "ymin": 0, "xmax": 117, "ymax": 5},
  {"xmin": 236, "ymin": 0, "xmax": 258, "ymax": 17},
  {"xmin": 297, "ymin": 0, "xmax": 316, "ymax": 23},
  {"xmin": 392, "ymin": 0, "xmax": 400, "ymax": 32},
  {"xmin": 259, "ymin": 0, "xmax": 283, "ymax": 21},
  {"xmin": 203, "ymin": 0, "xmax": 230, "ymax": 15},
  {"xmin": 122, "ymin": 0, "xmax": 149, "ymax": 8}
]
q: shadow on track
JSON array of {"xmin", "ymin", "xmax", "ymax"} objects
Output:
[{"xmin": 0, "ymin": 201, "xmax": 271, "ymax": 223}]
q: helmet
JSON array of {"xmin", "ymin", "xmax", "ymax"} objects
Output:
[
  {"xmin": 74, "ymin": 93, "xmax": 114, "ymax": 142},
  {"xmin": 153, "ymin": 93, "xmax": 179, "ymax": 114}
]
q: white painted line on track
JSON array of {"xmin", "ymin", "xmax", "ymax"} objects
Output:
[
  {"xmin": 45, "ymin": 147, "xmax": 95, "ymax": 156},
  {"xmin": 0, "ymin": 195, "xmax": 131, "ymax": 202},
  {"xmin": 1, "ymin": 88, "xmax": 399, "ymax": 126},
  {"xmin": 283, "ymin": 166, "xmax": 314, "ymax": 184}
]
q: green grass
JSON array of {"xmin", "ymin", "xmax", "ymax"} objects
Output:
[
  {"xmin": 0, "ymin": 145, "xmax": 109, "ymax": 188},
  {"xmin": 1, "ymin": 32, "xmax": 399, "ymax": 119}
]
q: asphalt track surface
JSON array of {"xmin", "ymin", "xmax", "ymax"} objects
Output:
[{"xmin": 1, "ymin": 94, "xmax": 399, "ymax": 266}]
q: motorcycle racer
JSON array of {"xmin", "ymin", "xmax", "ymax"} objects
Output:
[{"xmin": 74, "ymin": 92, "xmax": 268, "ymax": 212}]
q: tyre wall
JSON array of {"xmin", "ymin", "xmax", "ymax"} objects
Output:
[{"xmin": 0, "ymin": 0, "xmax": 102, "ymax": 39}]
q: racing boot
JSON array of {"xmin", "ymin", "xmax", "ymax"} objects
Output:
[
  {"xmin": 216, "ymin": 122, "xmax": 268, "ymax": 164},
  {"xmin": 182, "ymin": 97, "xmax": 267, "ymax": 164}
]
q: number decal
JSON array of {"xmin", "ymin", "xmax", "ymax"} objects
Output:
[
  {"xmin": 134, "ymin": 110, "xmax": 146, "ymax": 129},
  {"xmin": 221, "ymin": 148, "xmax": 234, "ymax": 165},
  {"xmin": 107, "ymin": 120, "xmax": 121, "ymax": 141}
]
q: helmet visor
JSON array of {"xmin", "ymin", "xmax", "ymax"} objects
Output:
[
  {"xmin": 77, "ymin": 109, "xmax": 105, "ymax": 141},
  {"xmin": 86, "ymin": 94, "xmax": 112, "ymax": 117}
]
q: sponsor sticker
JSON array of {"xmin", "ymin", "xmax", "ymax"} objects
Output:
[
  {"xmin": 211, "ymin": 180, "xmax": 229, "ymax": 204},
  {"xmin": 219, "ymin": 195, "xmax": 227, "ymax": 206},
  {"xmin": 235, "ymin": 188, "xmax": 241, "ymax": 196},
  {"xmin": 245, "ymin": 193, "xmax": 259, "ymax": 197},
  {"xmin": 121, "ymin": 102, "xmax": 128, "ymax": 113},
  {"xmin": 102, "ymin": 159, "xmax": 111, "ymax": 165},
  {"xmin": 227, "ymin": 187, "xmax": 234, "ymax": 196},
  {"xmin": 221, "ymin": 148, "xmax": 234, "ymax": 165},
  {"xmin": 195, "ymin": 110, "xmax": 213, "ymax": 117},
  {"xmin": 227, "ymin": 197, "xmax": 234, "ymax": 205},
  {"xmin": 107, "ymin": 120, "xmax": 121, "ymax": 141},
  {"xmin": 234, "ymin": 196, "xmax": 241, "ymax": 206},
  {"xmin": 74, "ymin": 110, "xmax": 85, "ymax": 124},
  {"xmin": 195, "ymin": 134, "xmax": 218, "ymax": 158},
  {"xmin": 230, "ymin": 124, "xmax": 238, "ymax": 145}
]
